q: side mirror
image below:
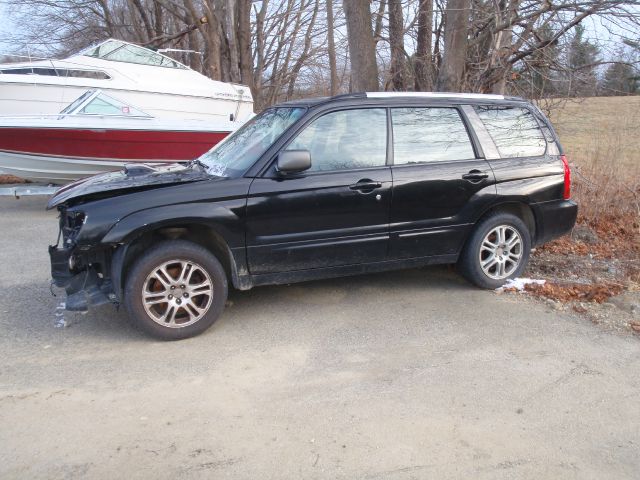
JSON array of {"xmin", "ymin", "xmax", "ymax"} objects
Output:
[{"xmin": 276, "ymin": 150, "xmax": 311, "ymax": 175}]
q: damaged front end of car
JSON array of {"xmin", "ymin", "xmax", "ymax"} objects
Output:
[{"xmin": 49, "ymin": 207, "xmax": 116, "ymax": 312}]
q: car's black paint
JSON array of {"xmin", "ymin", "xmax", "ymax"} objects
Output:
[
  {"xmin": 246, "ymin": 166, "xmax": 393, "ymax": 273},
  {"xmin": 48, "ymin": 93, "xmax": 578, "ymax": 315},
  {"xmin": 47, "ymin": 163, "xmax": 211, "ymax": 209},
  {"xmin": 389, "ymin": 159, "xmax": 496, "ymax": 258}
]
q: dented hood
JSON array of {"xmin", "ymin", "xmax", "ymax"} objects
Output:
[{"xmin": 47, "ymin": 163, "xmax": 211, "ymax": 209}]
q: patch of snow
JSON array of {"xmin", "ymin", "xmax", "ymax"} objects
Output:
[
  {"xmin": 496, "ymin": 277, "xmax": 546, "ymax": 292},
  {"xmin": 54, "ymin": 302, "xmax": 67, "ymax": 328}
]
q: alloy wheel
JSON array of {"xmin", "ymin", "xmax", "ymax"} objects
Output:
[
  {"xmin": 478, "ymin": 225, "xmax": 523, "ymax": 280},
  {"xmin": 142, "ymin": 259, "xmax": 213, "ymax": 328}
]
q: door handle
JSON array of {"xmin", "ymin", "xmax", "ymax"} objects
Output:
[
  {"xmin": 349, "ymin": 180, "xmax": 382, "ymax": 192},
  {"xmin": 461, "ymin": 170, "xmax": 489, "ymax": 182}
]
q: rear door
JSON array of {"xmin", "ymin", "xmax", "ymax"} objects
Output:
[
  {"xmin": 245, "ymin": 107, "xmax": 392, "ymax": 274},
  {"xmin": 388, "ymin": 106, "xmax": 496, "ymax": 259}
]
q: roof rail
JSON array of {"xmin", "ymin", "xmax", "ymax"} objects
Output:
[
  {"xmin": 366, "ymin": 92, "xmax": 505, "ymax": 100},
  {"xmin": 329, "ymin": 92, "xmax": 367, "ymax": 101}
]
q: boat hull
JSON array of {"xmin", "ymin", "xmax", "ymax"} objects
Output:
[
  {"xmin": 0, "ymin": 125, "xmax": 230, "ymax": 184},
  {"xmin": 0, "ymin": 127, "xmax": 228, "ymax": 161},
  {"xmin": 0, "ymin": 82, "xmax": 254, "ymax": 121},
  {"xmin": 0, "ymin": 150, "xmax": 131, "ymax": 183}
]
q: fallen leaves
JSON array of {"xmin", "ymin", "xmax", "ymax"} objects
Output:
[
  {"xmin": 0, "ymin": 174, "xmax": 27, "ymax": 185},
  {"xmin": 524, "ymin": 281, "xmax": 624, "ymax": 304}
]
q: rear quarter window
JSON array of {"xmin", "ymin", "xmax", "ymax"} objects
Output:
[{"xmin": 474, "ymin": 106, "xmax": 546, "ymax": 158}]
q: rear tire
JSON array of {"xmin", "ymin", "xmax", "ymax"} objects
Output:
[
  {"xmin": 124, "ymin": 240, "xmax": 228, "ymax": 340},
  {"xmin": 458, "ymin": 212, "xmax": 531, "ymax": 289}
]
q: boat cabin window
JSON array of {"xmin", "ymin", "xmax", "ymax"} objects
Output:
[
  {"xmin": 0, "ymin": 67, "xmax": 110, "ymax": 79},
  {"xmin": 83, "ymin": 40, "xmax": 186, "ymax": 69},
  {"xmin": 81, "ymin": 93, "xmax": 148, "ymax": 117},
  {"xmin": 60, "ymin": 90, "xmax": 150, "ymax": 117}
]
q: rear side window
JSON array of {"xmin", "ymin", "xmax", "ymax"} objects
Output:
[
  {"xmin": 475, "ymin": 106, "xmax": 546, "ymax": 158},
  {"xmin": 286, "ymin": 108, "xmax": 387, "ymax": 172},
  {"xmin": 391, "ymin": 107, "xmax": 475, "ymax": 164}
]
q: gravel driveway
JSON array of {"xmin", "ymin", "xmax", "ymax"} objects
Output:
[{"xmin": 1, "ymin": 196, "xmax": 638, "ymax": 479}]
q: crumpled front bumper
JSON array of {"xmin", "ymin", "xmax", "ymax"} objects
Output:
[{"xmin": 49, "ymin": 245, "xmax": 114, "ymax": 312}]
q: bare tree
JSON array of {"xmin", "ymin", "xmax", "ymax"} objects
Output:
[
  {"xmin": 414, "ymin": 0, "xmax": 434, "ymax": 90},
  {"xmin": 437, "ymin": 0, "xmax": 470, "ymax": 91},
  {"xmin": 388, "ymin": 0, "xmax": 406, "ymax": 90},
  {"xmin": 4, "ymin": 0, "xmax": 639, "ymax": 104},
  {"xmin": 343, "ymin": 0, "xmax": 379, "ymax": 91},
  {"xmin": 326, "ymin": 0, "xmax": 339, "ymax": 95}
]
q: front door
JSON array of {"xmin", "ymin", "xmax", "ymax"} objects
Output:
[
  {"xmin": 388, "ymin": 106, "xmax": 496, "ymax": 258},
  {"xmin": 246, "ymin": 108, "xmax": 392, "ymax": 274}
]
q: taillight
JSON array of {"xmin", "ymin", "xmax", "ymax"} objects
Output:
[{"xmin": 561, "ymin": 154, "xmax": 571, "ymax": 200}]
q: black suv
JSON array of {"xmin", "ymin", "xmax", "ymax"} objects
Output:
[{"xmin": 48, "ymin": 92, "xmax": 577, "ymax": 339}]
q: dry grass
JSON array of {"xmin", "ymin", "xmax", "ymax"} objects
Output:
[
  {"xmin": 546, "ymin": 96, "xmax": 640, "ymax": 221},
  {"xmin": 529, "ymin": 96, "xmax": 640, "ymax": 294},
  {"xmin": 546, "ymin": 96, "xmax": 640, "ymax": 170}
]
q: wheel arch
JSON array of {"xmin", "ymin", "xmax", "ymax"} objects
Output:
[
  {"xmin": 110, "ymin": 221, "xmax": 248, "ymax": 301},
  {"xmin": 470, "ymin": 201, "xmax": 537, "ymax": 245}
]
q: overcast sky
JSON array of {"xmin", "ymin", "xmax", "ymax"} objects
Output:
[{"xmin": 0, "ymin": 2, "xmax": 15, "ymax": 52}]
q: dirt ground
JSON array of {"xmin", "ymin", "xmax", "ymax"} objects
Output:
[{"xmin": 1, "ymin": 196, "xmax": 639, "ymax": 480}]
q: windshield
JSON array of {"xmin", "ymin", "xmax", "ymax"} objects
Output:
[
  {"xmin": 200, "ymin": 107, "xmax": 305, "ymax": 177},
  {"xmin": 82, "ymin": 40, "xmax": 186, "ymax": 69}
]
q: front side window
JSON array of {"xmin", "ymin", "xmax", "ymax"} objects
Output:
[
  {"xmin": 475, "ymin": 106, "xmax": 546, "ymax": 158},
  {"xmin": 391, "ymin": 107, "xmax": 475, "ymax": 164},
  {"xmin": 200, "ymin": 107, "xmax": 305, "ymax": 177},
  {"xmin": 286, "ymin": 108, "xmax": 387, "ymax": 172}
]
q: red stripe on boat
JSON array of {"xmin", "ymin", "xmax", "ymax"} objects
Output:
[{"xmin": 0, "ymin": 128, "xmax": 229, "ymax": 160}]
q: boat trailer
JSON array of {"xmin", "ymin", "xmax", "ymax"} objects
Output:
[{"xmin": 0, "ymin": 184, "xmax": 60, "ymax": 198}]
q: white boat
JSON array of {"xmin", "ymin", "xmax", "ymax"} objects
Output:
[
  {"xmin": 0, "ymin": 38, "xmax": 254, "ymax": 122},
  {"xmin": 0, "ymin": 89, "xmax": 241, "ymax": 183}
]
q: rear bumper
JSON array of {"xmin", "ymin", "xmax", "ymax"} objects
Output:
[{"xmin": 532, "ymin": 199, "xmax": 578, "ymax": 245}]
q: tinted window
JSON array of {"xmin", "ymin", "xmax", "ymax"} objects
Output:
[
  {"xmin": 475, "ymin": 106, "xmax": 546, "ymax": 158},
  {"xmin": 286, "ymin": 108, "xmax": 387, "ymax": 172},
  {"xmin": 391, "ymin": 108, "xmax": 475, "ymax": 164}
]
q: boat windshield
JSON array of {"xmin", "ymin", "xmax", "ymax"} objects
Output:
[
  {"xmin": 199, "ymin": 107, "xmax": 305, "ymax": 177},
  {"xmin": 82, "ymin": 40, "xmax": 186, "ymax": 69}
]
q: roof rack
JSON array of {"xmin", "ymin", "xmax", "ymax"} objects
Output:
[{"xmin": 365, "ymin": 92, "xmax": 505, "ymax": 100}]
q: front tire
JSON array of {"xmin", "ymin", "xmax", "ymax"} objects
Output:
[
  {"xmin": 124, "ymin": 240, "xmax": 228, "ymax": 340},
  {"xmin": 458, "ymin": 212, "xmax": 531, "ymax": 289}
]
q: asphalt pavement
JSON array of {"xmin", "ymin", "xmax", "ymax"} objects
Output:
[{"xmin": 0, "ymin": 196, "xmax": 638, "ymax": 479}]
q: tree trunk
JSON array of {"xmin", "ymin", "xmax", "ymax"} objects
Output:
[
  {"xmin": 436, "ymin": 0, "xmax": 470, "ymax": 92},
  {"xmin": 253, "ymin": 0, "xmax": 268, "ymax": 108},
  {"xmin": 388, "ymin": 0, "xmax": 405, "ymax": 90},
  {"xmin": 489, "ymin": 0, "xmax": 519, "ymax": 93},
  {"xmin": 343, "ymin": 0, "xmax": 379, "ymax": 91},
  {"xmin": 236, "ymin": 0, "xmax": 253, "ymax": 90},
  {"xmin": 201, "ymin": 0, "xmax": 223, "ymax": 80},
  {"xmin": 326, "ymin": 0, "xmax": 339, "ymax": 95},
  {"xmin": 414, "ymin": 0, "xmax": 433, "ymax": 91},
  {"xmin": 223, "ymin": 0, "xmax": 241, "ymax": 82}
]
